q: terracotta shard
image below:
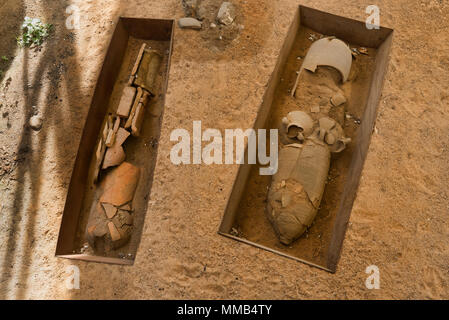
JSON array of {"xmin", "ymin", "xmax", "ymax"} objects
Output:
[
  {"xmin": 101, "ymin": 202, "xmax": 117, "ymax": 219},
  {"xmin": 105, "ymin": 128, "xmax": 116, "ymax": 147},
  {"xmin": 102, "ymin": 119, "xmax": 109, "ymax": 141},
  {"xmin": 100, "ymin": 162, "xmax": 140, "ymax": 207},
  {"xmin": 311, "ymin": 106, "xmax": 320, "ymax": 113},
  {"xmin": 330, "ymin": 92, "xmax": 347, "ymax": 107},
  {"xmin": 113, "ymin": 210, "xmax": 133, "ymax": 227},
  {"xmin": 129, "ymin": 89, "xmax": 151, "ymax": 137},
  {"xmin": 108, "ymin": 221, "xmax": 121, "ymax": 241},
  {"xmin": 130, "ymin": 43, "xmax": 146, "ymax": 79},
  {"xmin": 301, "ymin": 38, "xmax": 352, "ymax": 81},
  {"xmin": 125, "ymin": 87, "xmax": 143, "ymax": 129},
  {"xmin": 113, "ymin": 116, "xmax": 120, "ymax": 132},
  {"xmin": 93, "ymin": 134, "xmax": 106, "ymax": 183},
  {"xmin": 131, "ymin": 102, "xmax": 145, "ymax": 137},
  {"xmin": 119, "ymin": 203, "xmax": 132, "ymax": 211},
  {"xmin": 102, "ymin": 128, "xmax": 130, "ymax": 169},
  {"xmin": 102, "ymin": 145, "xmax": 125, "ymax": 169},
  {"xmin": 117, "ymin": 86, "xmax": 136, "ymax": 118},
  {"xmin": 134, "ymin": 49, "xmax": 162, "ymax": 95},
  {"xmin": 115, "ymin": 127, "xmax": 130, "ymax": 146}
]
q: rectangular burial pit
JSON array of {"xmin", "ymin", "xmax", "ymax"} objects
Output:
[
  {"xmin": 219, "ymin": 6, "xmax": 393, "ymax": 272},
  {"xmin": 56, "ymin": 18, "xmax": 174, "ymax": 265}
]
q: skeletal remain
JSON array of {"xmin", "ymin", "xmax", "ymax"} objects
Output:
[{"xmin": 267, "ymin": 111, "xmax": 350, "ymax": 245}]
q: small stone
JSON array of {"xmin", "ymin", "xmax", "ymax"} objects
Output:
[
  {"xmin": 210, "ymin": 23, "xmax": 216, "ymax": 28},
  {"xmin": 29, "ymin": 114, "xmax": 43, "ymax": 131},
  {"xmin": 217, "ymin": 2, "xmax": 236, "ymax": 26},
  {"xmin": 311, "ymin": 106, "xmax": 320, "ymax": 113},
  {"xmin": 182, "ymin": 0, "xmax": 199, "ymax": 17},
  {"xmin": 178, "ymin": 17, "xmax": 202, "ymax": 29}
]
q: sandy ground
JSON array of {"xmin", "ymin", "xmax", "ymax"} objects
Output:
[{"xmin": 0, "ymin": 0, "xmax": 448, "ymax": 299}]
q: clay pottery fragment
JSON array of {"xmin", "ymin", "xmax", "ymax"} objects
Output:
[
  {"xmin": 283, "ymin": 111, "xmax": 314, "ymax": 143},
  {"xmin": 134, "ymin": 49, "xmax": 162, "ymax": 95},
  {"xmin": 108, "ymin": 221, "xmax": 121, "ymax": 241},
  {"xmin": 130, "ymin": 44, "xmax": 146, "ymax": 79},
  {"xmin": 115, "ymin": 127, "xmax": 130, "ymax": 146},
  {"xmin": 325, "ymin": 132, "xmax": 336, "ymax": 145},
  {"xmin": 311, "ymin": 106, "xmax": 320, "ymax": 113},
  {"xmin": 102, "ymin": 128, "xmax": 130, "ymax": 169},
  {"xmin": 113, "ymin": 209, "xmax": 133, "ymax": 227},
  {"xmin": 100, "ymin": 162, "xmax": 140, "ymax": 207},
  {"xmin": 301, "ymin": 37, "xmax": 352, "ymax": 82},
  {"xmin": 105, "ymin": 128, "xmax": 116, "ymax": 147},
  {"xmin": 119, "ymin": 203, "xmax": 132, "ymax": 211},
  {"xmin": 101, "ymin": 202, "xmax": 117, "ymax": 219},
  {"xmin": 125, "ymin": 87, "xmax": 143, "ymax": 128},
  {"xmin": 102, "ymin": 145, "xmax": 125, "ymax": 169},
  {"xmin": 131, "ymin": 102, "xmax": 145, "ymax": 137},
  {"xmin": 330, "ymin": 92, "xmax": 347, "ymax": 107},
  {"xmin": 116, "ymin": 86, "xmax": 136, "ymax": 118}
]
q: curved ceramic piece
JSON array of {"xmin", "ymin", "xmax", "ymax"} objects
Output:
[{"xmin": 301, "ymin": 38, "xmax": 353, "ymax": 82}]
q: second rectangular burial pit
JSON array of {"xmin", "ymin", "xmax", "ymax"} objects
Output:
[
  {"xmin": 219, "ymin": 6, "xmax": 393, "ymax": 272},
  {"xmin": 56, "ymin": 18, "xmax": 173, "ymax": 264}
]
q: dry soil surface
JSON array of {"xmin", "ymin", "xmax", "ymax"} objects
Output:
[{"xmin": 0, "ymin": 0, "xmax": 449, "ymax": 299}]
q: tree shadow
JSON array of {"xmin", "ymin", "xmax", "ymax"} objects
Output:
[
  {"xmin": 0, "ymin": 2, "xmax": 24, "ymax": 82},
  {"xmin": 0, "ymin": 0, "xmax": 84, "ymax": 299}
]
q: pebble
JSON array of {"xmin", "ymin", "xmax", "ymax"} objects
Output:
[
  {"xmin": 29, "ymin": 114, "xmax": 43, "ymax": 131},
  {"xmin": 217, "ymin": 2, "xmax": 236, "ymax": 26},
  {"xmin": 182, "ymin": 0, "xmax": 199, "ymax": 17},
  {"xmin": 178, "ymin": 17, "xmax": 202, "ymax": 29}
]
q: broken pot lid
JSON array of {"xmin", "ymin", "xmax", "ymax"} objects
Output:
[{"xmin": 301, "ymin": 38, "xmax": 352, "ymax": 82}]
